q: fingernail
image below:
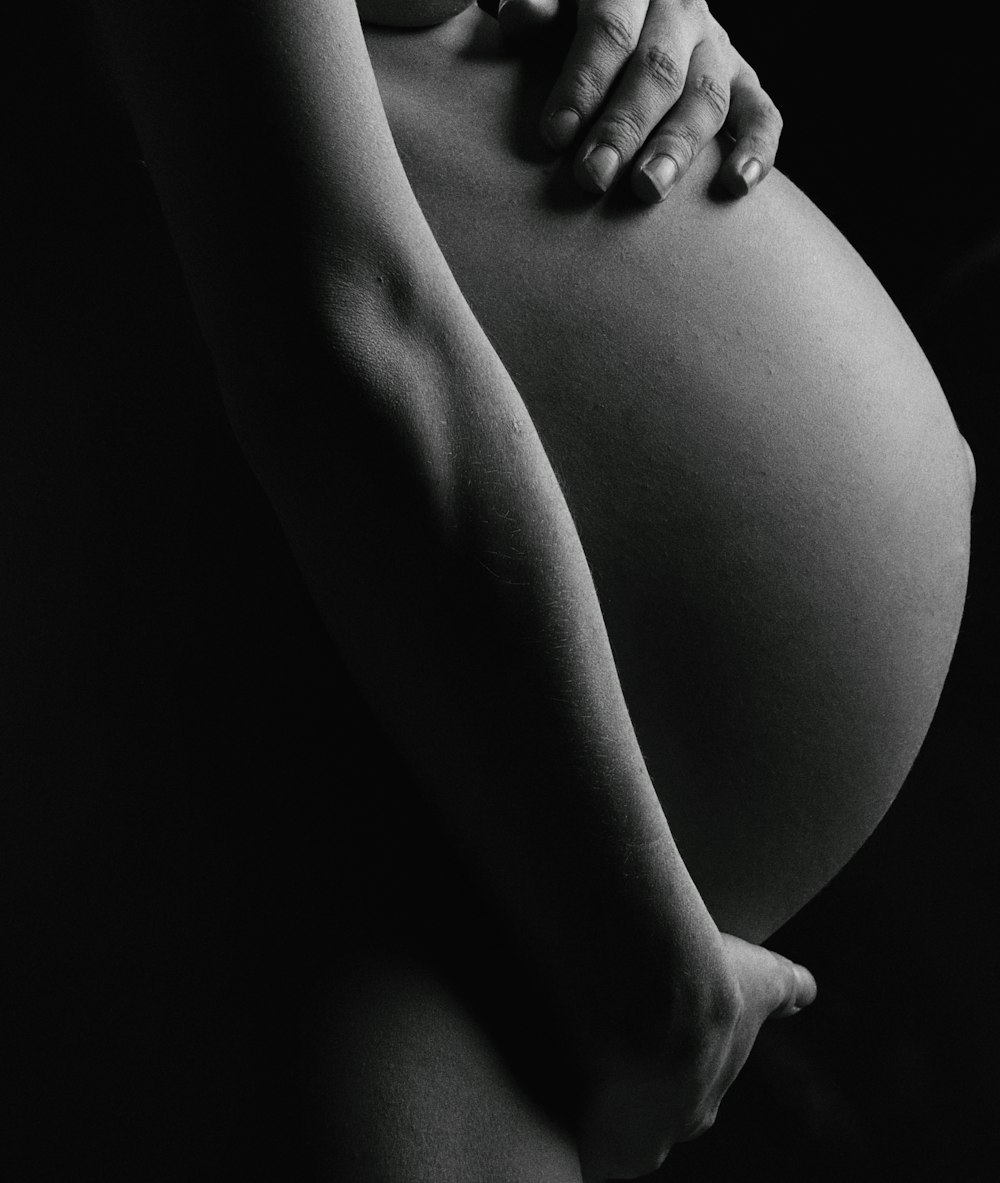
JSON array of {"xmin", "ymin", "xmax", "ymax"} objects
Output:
[
  {"xmin": 794, "ymin": 965, "xmax": 817, "ymax": 1003},
  {"xmin": 580, "ymin": 144, "xmax": 620, "ymax": 193},
  {"xmin": 637, "ymin": 155, "xmax": 678, "ymax": 202},
  {"xmin": 543, "ymin": 108, "xmax": 580, "ymax": 151},
  {"xmin": 740, "ymin": 157, "xmax": 762, "ymax": 191}
]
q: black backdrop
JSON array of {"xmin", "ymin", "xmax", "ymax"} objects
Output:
[
  {"xmin": 4, "ymin": 4, "xmax": 997, "ymax": 1180},
  {"xmin": 672, "ymin": 8, "xmax": 999, "ymax": 1179}
]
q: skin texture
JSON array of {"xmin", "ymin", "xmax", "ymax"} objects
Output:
[
  {"xmin": 364, "ymin": 10, "xmax": 972, "ymax": 939},
  {"xmin": 13, "ymin": 4, "xmax": 968, "ymax": 1179},
  {"xmin": 305, "ymin": 15, "xmax": 972, "ymax": 1177},
  {"xmin": 373, "ymin": 0, "xmax": 784, "ymax": 200},
  {"xmin": 79, "ymin": 1, "xmax": 822, "ymax": 1175},
  {"xmin": 530, "ymin": 0, "xmax": 783, "ymax": 200}
]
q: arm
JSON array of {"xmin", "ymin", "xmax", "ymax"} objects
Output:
[{"xmin": 90, "ymin": 2, "xmax": 811, "ymax": 1174}]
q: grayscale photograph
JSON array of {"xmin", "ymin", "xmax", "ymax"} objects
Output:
[{"xmin": 4, "ymin": 3, "xmax": 995, "ymax": 1180}]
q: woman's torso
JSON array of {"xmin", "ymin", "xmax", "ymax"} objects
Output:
[
  {"xmin": 360, "ymin": 8, "xmax": 971, "ymax": 932},
  {"xmin": 3, "ymin": 4, "xmax": 970, "ymax": 940},
  {"xmin": 2, "ymin": 9, "xmax": 971, "ymax": 1165}
]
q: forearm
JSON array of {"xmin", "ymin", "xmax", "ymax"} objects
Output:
[
  {"xmin": 228, "ymin": 263, "xmax": 724, "ymax": 1072},
  {"xmin": 90, "ymin": 0, "xmax": 725, "ymax": 1080}
]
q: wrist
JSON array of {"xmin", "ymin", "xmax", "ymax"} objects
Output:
[{"xmin": 558, "ymin": 880, "xmax": 729, "ymax": 1073}]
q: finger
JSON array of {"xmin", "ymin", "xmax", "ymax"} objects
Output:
[
  {"xmin": 539, "ymin": 0, "xmax": 649, "ymax": 154},
  {"xmin": 721, "ymin": 934, "xmax": 817, "ymax": 1018},
  {"xmin": 769, "ymin": 957, "xmax": 817, "ymax": 1016},
  {"xmin": 571, "ymin": 2, "xmax": 698, "ymax": 194},
  {"xmin": 680, "ymin": 937, "xmax": 816, "ymax": 1144},
  {"xmin": 717, "ymin": 61, "xmax": 783, "ymax": 196},
  {"xmin": 630, "ymin": 38, "xmax": 731, "ymax": 202},
  {"xmin": 748, "ymin": 946, "xmax": 816, "ymax": 1018}
]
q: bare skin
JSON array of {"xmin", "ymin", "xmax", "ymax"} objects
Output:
[
  {"xmin": 49, "ymin": 2, "xmax": 972, "ymax": 1180},
  {"xmin": 322, "ymin": 12, "xmax": 973, "ymax": 1179},
  {"xmin": 363, "ymin": 8, "xmax": 972, "ymax": 936}
]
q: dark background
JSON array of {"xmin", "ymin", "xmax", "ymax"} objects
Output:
[
  {"xmin": 668, "ymin": 8, "xmax": 999, "ymax": 1180},
  {"xmin": 4, "ymin": 4, "xmax": 996, "ymax": 1180}
]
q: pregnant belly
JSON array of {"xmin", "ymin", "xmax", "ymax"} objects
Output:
[{"xmin": 365, "ymin": 14, "xmax": 971, "ymax": 933}]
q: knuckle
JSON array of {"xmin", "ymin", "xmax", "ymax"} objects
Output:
[
  {"xmin": 737, "ymin": 60, "xmax": 761, "ymax": 90},
  {"xmin": 735, "ymin": 71, "xmax": 783, "ymax": 136},
  {"xmin": 706, "ymin": 973, "xmax": 743, "ymax": 1035},
  {"xmin": 741, "ymin": 131, "xmax": 776, "ymax": 164},
  {"xmin": 755, "ymin": 93, "xmax": 783, "ymax": 133},
  {"xmin": 641, "ymin": 44, "xmax": 686, "ymax": 93},
  {"xmin": 691, "ymin": 72, "xmax": 730, "ymax": 121},
  {"xmin": 590, "ymin": 8, "xmax": 635, "ymax": 54},
  {"xmin": 657, "ymin": 121, "xmax": 703, "ymax": 165},
  {"xmin": 563, "ymin": 62, "xmax": 613, "ymax": 109},
  {"xmin": 709, "ymin": 18, "xmax": 732, "ymax": 51},
  {"xmin": 596, "ymin": 107, "xmax": 648, "ymax": 150}
]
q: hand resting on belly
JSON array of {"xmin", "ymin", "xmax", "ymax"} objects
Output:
[{"xmin": 366, "ymin": 8, "xmax": 973, "ymax": 939}]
